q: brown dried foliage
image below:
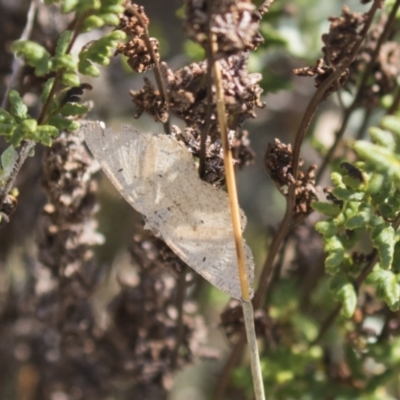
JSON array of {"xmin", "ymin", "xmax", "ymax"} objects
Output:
[
  {"xmin": 294, "ymin": 6, "xmax": 369, "ymax": 98},
  {"xmin": 105, "ymin": 234, "xmax": 205, "ymax": 393},
  {"xmin": 264, "ymin": 139, "xmax": 318, "ymax": 217},
  {"xmin": 119, "ymin": 1, "xmax": 263, "ymax": 185}
]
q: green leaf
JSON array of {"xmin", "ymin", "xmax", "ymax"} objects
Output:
[
  {"xmin": 47, "ymin": 115, "xmax": 79, "ymax": 131},
  {"xmin": 75, "ymin": 0, "xmax": 101, "ymax": 14},
  {"xmin": 40, "ymin": 78, "xmax": 55, "ymax": 105},
  {"xmin": 370, "ymin": 175, "xmax": 394, "ymax": 205},
  {"xmin": 61, "ymin": 0, "xmax": 78, "ymax": 13},
  {"xmin": 367, "ymin": 173, "xmax": 385, "ymax": 196},
  {"xmin": 311, "ymin": 201, "xmax": 341, "ymax": 217},
  {"xmin": 378, "ymin": 202, "xmax": 396, "ymax": 220},
  {"xmin": 0, "ymin": 109, "xmax": 14, "ymax": 123},
  {"xmin": 20, "ymin": 119, "xmax": 37, "ymax": 134},
  {"xmin": 11, "ymin": 40, "xmax": 50, "ymax": 67},
  {"xmin": 331, "ymin": 172, "xmax": 343, "ymax": 187},
  {"xmin": 82, "ymin": 15, "xmax": 105, "ymax": 32},
  {"xmin": 10, "ymin": 125, "xmax": 26, "ymax": 147},
  {"xmin": 55, "ymin": 30, "xmax": 73, "ymax": 56},
  {"xmin": 80, "ymin": 30, "xmax": 126, "ymax": 68},
  {"xmin": 60, "ymin": 72, "xmax": 81, "ymax": 87},
  {"xmin": 100, "ymin": 0, "xmax": 125, "ymax": 15},
  {"xmin": 52, "ymin": 54, "xmax": 78, "ymax": 71},
  {"xmin": 0, "ymin": 123, "xmax": 16, "ymax": 139},
  {"xmin": 58, "ymin": 103, "xmax": 88, "ymax": 117},
  {"xmin": 34, "ymin": 56, "xmax": 52, "ymax": 76},
  {"xmin": 344, "ymin": 205, "xmax": 373, "ymax": 229},
  {"xmin": 35, "ymin": 125, "xmax": 59, "ymax": 138},
  {"xmin": 368, "ymin": 268, "xmax": 400, "ymax": 310},
  {"xmin": 315, "ymin": 220, "xmax": 338, "ymax": 237},
  {"xmin": 78, "ymin": 59, "xmax": 100, "ymax": 77},
  {"xmin": 8, "ymin": 90, "xmax": 28, "ymax": 120},
  {"xmin": 324, "ymin": 236, "xmax": 345, "ymax": 273},
  {"xmin": 0, "ymin": 145, "xmax": 18, "ymax": 178},
  {"xmin": 369, "ymin": 127, "xmax": 396, "ymax": 151},
  {"xmin": 98, "ymin": 13, "xmax": 120, "ymax": 26},
  {"xmin": 371, "ymin": 224, "xmax": 395, "ymax": 269},
  {"xmin": 354, "ymin": 141, "xmax": 400, "ymax": 173},
  {"xmin": 381, "ymin": 115, "xmax": 400, "ymax": 138},
  {"xmin": 332, "ymin": 187, "xmax": 364, "ymax": 202},
  {"xmin": 330, "ymin": 275, "xmax": 357, "ymax": 318}
]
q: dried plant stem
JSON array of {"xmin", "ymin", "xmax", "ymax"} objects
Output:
[
  {"xmin": 212, "ymin": 37, "xmax": 265, "ymax": 400},
  {"xmin": 129, "ymin": 5, "xmax": 170, "ymax": 135},
  {"xmin": 317, "ymin": 0, "xmax": 399, "ymax": 182}
]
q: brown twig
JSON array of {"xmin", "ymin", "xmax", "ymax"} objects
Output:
[
  {"xmin": 129, "ymin": 5, "xmax": 170, "ymax": 135},
  {"xmin": 317, "ymin": 0, "xmax": 399, "ymax": 182}
]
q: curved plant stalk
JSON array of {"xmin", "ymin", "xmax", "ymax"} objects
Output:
[{"xmin": 212, "ymin": 36, "xmax": 265, "ymax": 400}]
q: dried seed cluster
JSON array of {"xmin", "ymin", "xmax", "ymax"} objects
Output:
[
  {"xmin": 264, "ymin": 139, "xmax": 318, "ymax": 217},
  {"xmin": 348, "ymin": 16, "xmax": 400, "ymax": 108},
  {"xmin": 106, "ymin": 234, "xmax": 205, "ymax": 392},
  {"xmin": 115, "ymin": 4, "xmax": 159, "ymax": 73},
  {"xmin": 117, "ymin": 1, "xmax": 265, "ymax": 187},
  {"xmin": 34, "ymin": 131, "xmax": 109, "ymax": 399},
  {"xmin": 183, "ymin": 0, "xmax": 264, "ymax": 54},
  {"xmin": 294, "ymin": 6, "xmax": 369, "ymax": 98}
]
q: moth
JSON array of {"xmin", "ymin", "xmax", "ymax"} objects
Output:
[{"xmin": 84, "ymin": 122, "xmax": 254, "ymax": 299}]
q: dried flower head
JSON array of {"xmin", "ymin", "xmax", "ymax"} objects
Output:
[
  {"xmin": 130, "ymin": 77, "xmax": 168, "ymax": 122},
  {"xmin": 264, "ymin": 139, "xmax": 318, "ymax": 217},
  {"xmin": 34, "ymin": 131, "xmax": 108, "ymax": 399},
  {"xmin": 294, "ymin": 6, "xmax": 368, "ymax": 98},
  {"xmin": 161, "ymin": 54, "xmax": 264, "ymax": 135},
  {"xmin": 184, "ymin": 0, "xmax": 264, "ymax": 54},
  {"xmin": 116, "ymin": 3, "xmax": 160, "ymax": 73},
  {"xmin": 347, "ymin": 15, "xmax": 400, "ymax": 108},
  {"xmin": 105, "ymin": 233, "xmax": 205, "ymax": 391}
]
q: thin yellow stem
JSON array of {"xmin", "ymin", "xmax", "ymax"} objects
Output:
[
  {"xmin": 211, "ymin": 43, "xmax": 250, "ymax": 301},
  {"xmin": 211, "ymin": 36, "xmax": 265, "ymax": 400}
]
